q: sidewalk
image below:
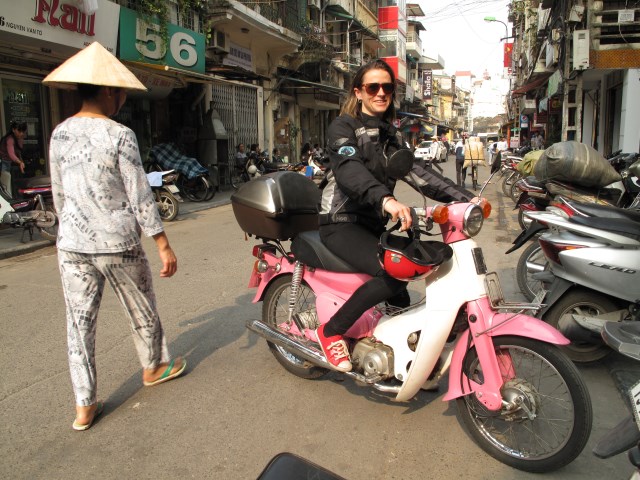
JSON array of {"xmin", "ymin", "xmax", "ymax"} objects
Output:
[{"xmin": 0, "ymin": 188, "xmax": 235, "ymax": 260}]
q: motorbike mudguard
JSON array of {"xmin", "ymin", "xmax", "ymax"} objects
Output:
[
  {"xmin": 443, "ymin": 311, "xmax": 570, "ymax": 403},
  {"xmin": 505, "ymin": 220, "xmax": 547, "ymax": 254},
  {"xmin": 537, "ymin": 276, "xmax": 574, "ymax": 318}
]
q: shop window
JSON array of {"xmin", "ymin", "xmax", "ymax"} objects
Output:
[{"xmin": 1, "ymin": 76, "xmax": 47, "ymax": 177}]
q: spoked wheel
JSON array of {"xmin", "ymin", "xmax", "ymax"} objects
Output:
[
  {"xmin": 509, "ymin": 176, "xmax": 522, "ymax": 202},
  {"xmin": 231, "ymin": 171, "xmax": 248, "ymax": 190},
  {"xmin": 517, "ymin": 208, "xmax": 534, "ymax": 231},
  {"xmin": 179, "ymin": 175, "xmax": 212, "ymax": 201},
  {"xmin": 262, "ymin": 276, "xmax": 328, "ymax": 379},
  {"xmin": 157, "ymin": 191, "xmax": 179, "ymax": 221},
  {"xmin": 516, "ymin": 242, "xmax": 547, "ymax": 301},
  {"xmin": 456, "ymin": 336, "xmax": 592, "ymax": 473},
  {"xmin": 37, "ymin": 207, "xmax": 58, "ymax": 241},
  {"xmin": 542, "ymin": 289, "xmax": 617, "ymax": 363},
  {"xmin": 501, "ymin": 171, "xmax": 517, "ymax": 197}
]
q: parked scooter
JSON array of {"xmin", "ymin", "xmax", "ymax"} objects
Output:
[
  {"xmin": 592, "ymin": 321, "xmax": 640, "ymax": 478},
  {"xmin": 514, "ymin": 151, "xmax": 639, "ymax": 230},
  {"xmin": 231, "ymin": 155, "xmax": 592, "ymax": 473},
  {"xmin": 520, "ymin": 198, "xmax": 640, "ymax": 363},
  {"xmin": 509, "ymin": 154, "xmax": 640, "ymax": 301},
  {"xmin": 146, "ymin": 170, "xmax": 182, "ymax": 222},
  {"xmin": 0, "ymin": 182, "xmax": 58, "ymax": 242}
]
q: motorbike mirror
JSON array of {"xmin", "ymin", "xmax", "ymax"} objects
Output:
[{"xmin": 387, "ymin": 149, "xmax": 414, "ymax": 179}]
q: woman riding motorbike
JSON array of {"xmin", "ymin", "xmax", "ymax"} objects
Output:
[{"xmin": 316, "ymin": 59, "xmax": 473, "ymax": 371}]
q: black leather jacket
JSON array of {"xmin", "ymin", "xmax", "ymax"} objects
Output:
[{"xmin": 319, "ymin": 113, "xmax": 472, "ymax": 233}]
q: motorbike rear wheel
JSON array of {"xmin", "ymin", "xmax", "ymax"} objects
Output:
[
  {"xmin": 179, "ymin": 175, "xmax": 212, "ymax": 202},
  {"xmin": 262, "ymin": 276, "xmax": 328, "ymax": 380},
  {"xmin": 542, "ymin": 288, "xmax": 617, "ymax": 363},
  {"xmin": 516, "ymin": 242, "xmax": 547, "ymax": 301},
  {"xmin": 157, "ymin": 191, "xmax": 179, "ymax": 221},
  {"xmin": 456, "ymin": 336, "xmax": 592, "ymax": 473},
  {"xmin": 37, "ymin": 206, "xmax": 58, "ymax": 242}
]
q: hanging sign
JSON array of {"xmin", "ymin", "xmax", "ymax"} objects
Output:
[
  {"xmin": 520, "ymin": 114, "xmax": 529, "ymax": 129},
  {"xmin": 422, "ymin": 70, "xmax": 432, "ymax": 100},
  {"xmin": 119, "ymin": 7, "xmax": 205, "ymax": 73}
]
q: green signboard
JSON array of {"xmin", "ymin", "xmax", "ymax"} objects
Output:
[{"xmin": 119, "ymin": 7, "xmax": 205, "ymax": 73}]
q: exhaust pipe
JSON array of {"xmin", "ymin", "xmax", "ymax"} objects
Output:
[
  {"xmin": 246, "ymin": 319, "xmax": 401, "ymax": 394},
  {"xmin": 246, "ymin": 319, "xmax": 331, "ymax": 368}
]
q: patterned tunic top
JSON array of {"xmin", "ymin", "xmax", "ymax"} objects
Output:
[{"xmin": 49, "ymin": 117, "xmax": 164, "ymax": 253}]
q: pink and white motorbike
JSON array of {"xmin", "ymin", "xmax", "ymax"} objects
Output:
[{"xmin": 232, "ymin": 167, "xmax": 592, "ymax": 473}]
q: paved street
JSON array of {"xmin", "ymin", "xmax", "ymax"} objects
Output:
[{"xmin": 0, "ymin": 157, "xmax": 636, "ymax": 479}]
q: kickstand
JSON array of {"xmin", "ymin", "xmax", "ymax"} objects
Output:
[{"xmin": 20, "ymin": 225, "xmax": 34, "ymax": 243}]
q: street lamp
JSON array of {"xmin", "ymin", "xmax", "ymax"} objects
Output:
[{"xmin": 484, "ymin": 16, "xmax": 509, "ymax": 42}]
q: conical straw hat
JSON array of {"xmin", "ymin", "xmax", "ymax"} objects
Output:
[{"xmin": 43, "ymin": 42, "xmax": 146, "ymax": 91}]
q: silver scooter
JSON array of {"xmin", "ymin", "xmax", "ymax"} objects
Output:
[{"xmin": 525, "ymin": 198, "xmax": 640, "ymax": 363}]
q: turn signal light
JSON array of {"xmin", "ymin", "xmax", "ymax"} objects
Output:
[
  {"xmin": 432, "ymin": 205, "xmax": 449, "ymax": 224},
  {"xmin": 479, "ymin": 199, "xmax": 492, "ymax": 218}
]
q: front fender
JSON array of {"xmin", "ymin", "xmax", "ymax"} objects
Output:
[{"xmin": 443, "ymin": 312, "xmax": 569, "ymax": 402}]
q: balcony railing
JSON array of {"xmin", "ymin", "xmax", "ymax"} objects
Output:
[{"xmin": 210, "ymin": 0, "xmax": 304, "ymax": 34}]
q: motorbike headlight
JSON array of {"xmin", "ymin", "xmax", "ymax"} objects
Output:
[{"xmin": 463, "ymin": 204, "xmax": 484, "ymax": 237}]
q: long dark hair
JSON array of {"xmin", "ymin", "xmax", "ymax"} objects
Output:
[{"xmin": 340, "ymin": 59, "xmax": 396, "ymax": 122}]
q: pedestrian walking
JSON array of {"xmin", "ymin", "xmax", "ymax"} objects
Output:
[
  {"xmin": 455, "ymin": 136, "xmax": 467, "ymax": 187},
  {"xmin": 44, "ymin": 42, "xmax": 186, "ymax": 431}
]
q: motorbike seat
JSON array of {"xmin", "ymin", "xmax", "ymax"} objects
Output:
[
  {"xmin": 291, "ymin": 231, "xmax": 361, "ymax": 273},
  {"xmin": 568, "ymin": 201, "xmax": 640, "ymax": 223},
  {"xmin": 24, "ymin": 175, "xmax": 52, "ymax": 188},
  {"xmin": 569, "ymin": 215, "xmax": 640, "ymax": 242}
]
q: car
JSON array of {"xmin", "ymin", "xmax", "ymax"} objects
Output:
[{"xmin": 414, "ymin": 140, "xmax": 434, "ymax": 163}]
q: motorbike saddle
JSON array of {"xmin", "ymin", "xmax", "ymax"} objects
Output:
[
  {"xmin": 568, "ymin": 200, "xmax": 640, "ymax": 223},
  {"xmin": 291, "ymin": 231, "xmax": 360, "ymax": 273}
]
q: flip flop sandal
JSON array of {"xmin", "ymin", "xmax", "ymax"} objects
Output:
[
  {"xmin": 143, "ymin": 358, "xmax": 187, "ymax": 387},
  {"xmin": 72, "ymin": 401, "xmax": 104, "ymax": 431}
]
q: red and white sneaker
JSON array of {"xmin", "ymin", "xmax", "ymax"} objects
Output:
[{"xmin": 316, "ymin": 324, "xmax": 352, "ymax": 372}]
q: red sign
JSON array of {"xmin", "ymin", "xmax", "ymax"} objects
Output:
[{"xmin": 504, "ymin": 43, "xmax": 513, "ymax": 68}]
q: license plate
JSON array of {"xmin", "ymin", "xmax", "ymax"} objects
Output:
[
  {"xmin": 630, "ymin": 380, "xmax": 640, "ymax": 430},
  {"xmin": 167, "ymin": 185, "xmax": 180, "ymax": 193}
]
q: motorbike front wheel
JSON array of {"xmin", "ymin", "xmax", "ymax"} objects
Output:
[
  {"xmin": 456, "ymin": 336, "xmax": 592, "ymax": 473},
  {"xmin": 542, "ymin": 288, "xmax": 617, "ymax": 363},
  {"xmin": 231, "ymin": 171, "xmax": 248, "ymax": 190},
  {"xmin": 516, "ymin": 242, "xmax": 547, "ymax": 301},
  {"xmin": 157, "ymin": 191, "xmax": 179, "ymax": 221},
  {"xmin": 262, "ymin": 276, "xmax": 328, "ymax": 380}
]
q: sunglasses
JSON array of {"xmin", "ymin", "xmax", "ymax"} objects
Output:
[{"xmin": 361, "ymin": 82, "xmax": 395, "ymax": 96}]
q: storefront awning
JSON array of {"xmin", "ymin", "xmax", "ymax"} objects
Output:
[
  {"xmin": 126, "ymin": 61, "xmax": 215, "ymax": 86},
  {"xmin": 511, "ymin": 72, "xmax": 552, "ymax": 96}
]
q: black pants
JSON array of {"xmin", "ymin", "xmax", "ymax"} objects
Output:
[
  {"xmin": 455, "ymin": 159, "xmax": 467, "ymax": 186},
  {"xmin": 319, "ymin": 222, "xmax": 409, "ymax": 337}
]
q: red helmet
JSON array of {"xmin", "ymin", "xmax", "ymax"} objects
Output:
[{"xmin": 378, "ymin": 230, "xmax": 452, "ymax": 282}]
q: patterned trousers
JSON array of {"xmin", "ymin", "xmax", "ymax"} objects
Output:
[{"xmin": 58, "ymin": 246, "xmax": 170, "ymax": 406}]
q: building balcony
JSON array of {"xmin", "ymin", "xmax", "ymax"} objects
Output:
[
  {"xmin": 406, "ymin": 31, "xmax": 422, "ymax": 60},
  {"xmin": 208, "ymin": 0, "xmax": 302, "ymax": 59}
]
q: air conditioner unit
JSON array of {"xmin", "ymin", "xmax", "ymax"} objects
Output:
[
  {"xmin": 537, "ymin": 6, "xmax": 550, "ymax": 33},
  {"xmin": 520, "ymin": 98, "xmax": 536, "ymax": 114},
  {"xmin": 209, "ymin": 29, "xmax": 229, "ymax": 53},
  {"xmin": 572, "ymin": 29, "xmax": 589, "ymax": 70},
  {"xmin": 307, "ymin": 0, "xmax": 321, "ymax": 8}
]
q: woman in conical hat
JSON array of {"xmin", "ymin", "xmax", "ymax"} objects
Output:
[{"xmin": 44, "ymin": 42, "xmax": 186, "ymax": 431}]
